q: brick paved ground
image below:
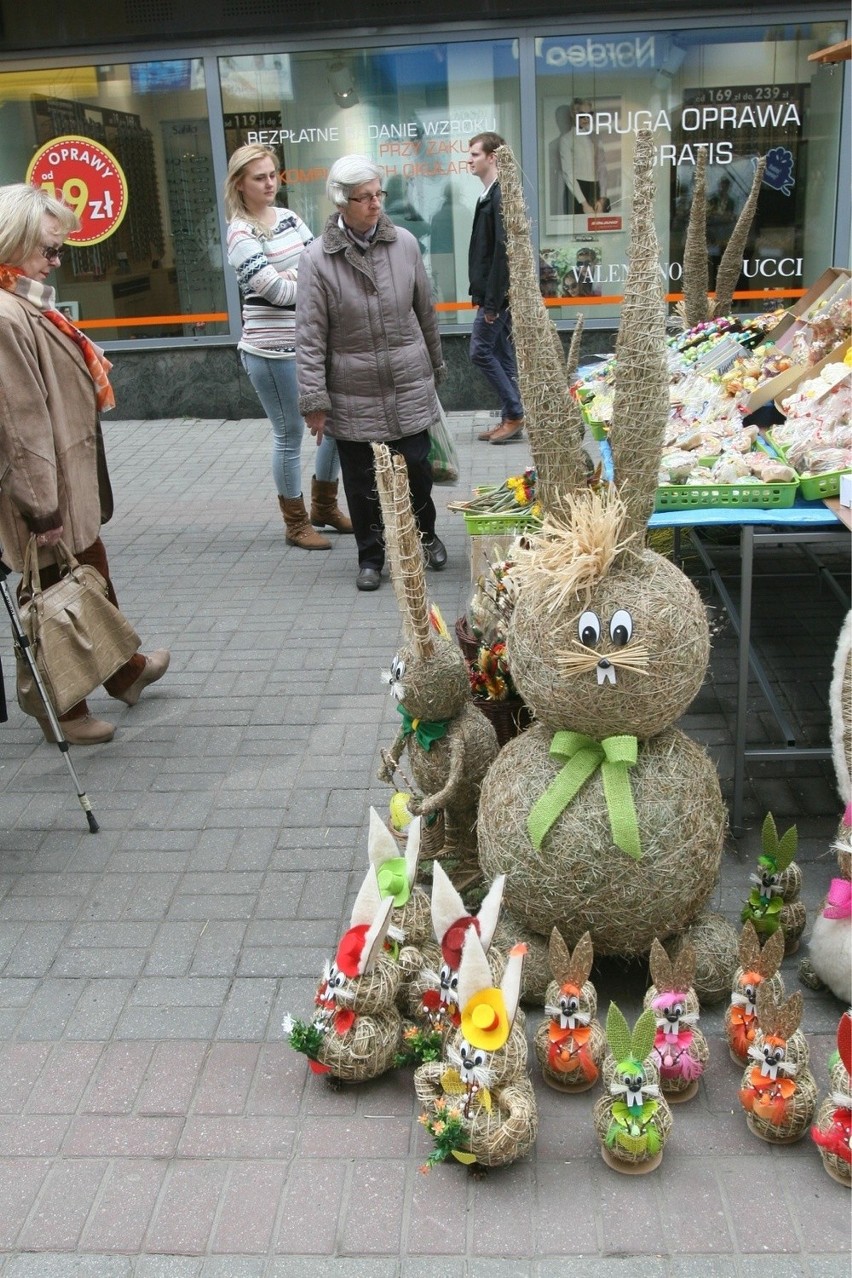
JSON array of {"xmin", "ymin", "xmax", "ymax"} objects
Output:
[{"xmin": 0, "ymin": 414, "xmax": 849, "ymax": 1276}]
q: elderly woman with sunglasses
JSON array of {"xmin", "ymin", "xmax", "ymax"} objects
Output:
[
  {"xmin": 296, "ymin": 154, "xmax": 448, "ymax": 591},
  {"xmin": 0, "ymin": 183, "xmax": 169, "ymax": 745}
]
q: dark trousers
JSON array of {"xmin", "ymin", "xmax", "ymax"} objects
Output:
[
  {"xmin": 469, "ymin": 307, "xmax": 523, "ymax": 421},
  {"xmin": 334, "ymin": 431, "xmax": 436, "ymax": 570},
  {"xmin": 29, "ymin": 536, "xmax": 145, "ymax": 720},
  {"xmin": 564, "ymin": 178, "xmax": 600, "ymax": 215}
]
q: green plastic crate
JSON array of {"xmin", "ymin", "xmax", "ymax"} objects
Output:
[{"xmin": 654, "ymin": 480, "xmax": 799, "ymax": 512}]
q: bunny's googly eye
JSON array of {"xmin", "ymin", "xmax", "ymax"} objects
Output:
[
  {"xmin": 672, "ymin": 1002, "xmax": 685, "ymax": 1020},
  {"xmin": 744, "ymin": 983, "xmax": 757, "ymax": 1004},
  {"xmin": 472, "ymin": 1049, "xmax": 486, "ymax": 1068},
  {"xmin": 578, "ymin": 611, "xmax": 601, "ymax": 647},
  {"xmin": 391, "ymin": 655, "xmax": 405, "ymax": 682},
  {"xmin": 609, "ymin": 609, "xmax": 633, "ymax": 646}
]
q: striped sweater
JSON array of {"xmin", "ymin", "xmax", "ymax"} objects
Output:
[{"xmin": 226, "ymin": 208, "xmax": 314, "ymax": 358}]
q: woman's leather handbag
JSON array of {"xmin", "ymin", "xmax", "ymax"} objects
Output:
[{"xmin": 15, "ymin": 538, "xmax": 140, "ymax": 717}]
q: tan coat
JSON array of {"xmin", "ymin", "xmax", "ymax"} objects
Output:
[
  {"xmin": 296, "ymin": 213, "xmax": 444, "ymax": 442},
  {"xmin": 0, "ymin": 290, "xmax": 112, "ymax": 572}
]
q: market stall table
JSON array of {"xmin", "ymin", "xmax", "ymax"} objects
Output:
[{"xmin": 649, "ymin": 498, "xmax": 850, "ymax": 833}]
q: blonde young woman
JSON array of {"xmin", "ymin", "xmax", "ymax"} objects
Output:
[
  {"xmin": 0, "ymin": 183, "xmax": 169, "ymax": 745},
  {"xmin": 224, "ymin": 144, "xmax": 351, "ymax": 548}
]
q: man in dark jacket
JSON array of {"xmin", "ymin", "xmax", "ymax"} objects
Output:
[{"xmin": 467, "ymin": 131, "xmax": 524, "ymax": 444}]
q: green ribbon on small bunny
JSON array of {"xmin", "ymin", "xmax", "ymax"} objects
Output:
[
  {"xmin": 527, "ymin": 730, "xmax": 642, "ymax": 860},
  {"xmin": 397, "ymin": 705, "xmax": 450, "ymax": 750}
]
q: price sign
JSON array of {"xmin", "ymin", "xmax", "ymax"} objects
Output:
[{"xmin": 26, "ymin": 135, "xmax": 128, "ymax": 246}]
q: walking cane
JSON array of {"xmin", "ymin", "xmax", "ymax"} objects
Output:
[{"xmin": 0, "ymin": 555, "xmax": 99, "ymax": 833}]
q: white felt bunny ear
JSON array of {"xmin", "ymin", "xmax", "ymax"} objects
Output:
[
  {"xmin": 367, "ymin": 808, "xmax": 421, "ymax": 907},
  {"xmin": 336, "ymin": 869, "xmax": 395, "ymax": 979},
  {"xmin": 430, "ymin": 860, "xmax": 467, "ymax": 942},
  {"xmin": 367, "ymin": 806, "xmax": 399, "ymax": 868},
  {"xmin": 404, "ymin": 816, "xmax": 421, "ymax": 886},
  {"xmin": 456, "ymin": 926, "xmax": 495, "ymax": 1012},
  {"xmin": 350, "ymin": 865, "xmax": 384, "ymax": 927},
  {"xmin": 477, "ymin": 874, "xmax": 506, "ymax": 951},
  {"xmin": 457, "ymin": 930, "xmax": 526, "ymax": 1054}
]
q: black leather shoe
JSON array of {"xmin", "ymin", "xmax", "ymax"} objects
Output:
[
  {"xmin": 356, "ymin": 566, "xmax": 381, "ymax": 591},
  {"xmin": 422, "ymin": 534, "xmax": 447, "ymax": 570}
]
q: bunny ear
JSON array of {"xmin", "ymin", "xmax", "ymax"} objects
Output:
[
  {"xmin": 755, "ymin": 981, "xmax": 781, "ymax": 1034},
  {"xmin": 756, "ymin": 927, "xmax": 785, "ymax": 979},
  {"xmin": 367, "ymin": 806, "xmax": 399, "ymax": 869},
  {"xmin": 631, "ymin": 1007, "xmax": 657, "ymax": 1064},
  {"xmin": 456, "ymin": 925, "xmax": 494, "ymax": 1012},
  {"xmin": 372, "ymin": 443, "xmax": 433, "ymax": 659},
  {"xmin": 566, "ymin": 931, "xmax": 594, "ymax": 987},
  {"xmin": 476, "ymin": 874, "xmax": 505, "ymax": 952},
  {"xmin": 837, "ymin": 1011, "xmax": 852, "ymax": 1076},
  {"xmin": 404, "ymin": 815, "xmax": 422, "ymax": 887},
  {"xmin": 712, "ymin": 154, "xmax": 767, "ymax": 319},
  {"xmin": 738, "ymin": 919, "xmax": 760, "ymax": 968},
  {"xmin": 605, "ymin": 1001, "xmax": 632, "ymax": 1063},
  {"xmin": 608, "ymin": 130, "xmax": 669, "ymax": 543},
  {"xmin": 430, "ymin": 861, "xmax": 466, "ymax": 943},
  {"xmin": 682, "ymin": 145, "xmax": 710, "ymax": 329},
  {"xmin": 500, "ymin": 943, "xmax": 526, "ymax": 1027},
  {"xmin": 359, "ymin": 895, "xmax": 395, "ymax": 975},
  {"xmin": 335, "ymin": 876, "xmax": 394, "ymax": 978},
  {"xmin": 495, "ymin": 143, "xmax": 587, "ymax": 512},
  {"xmin": 774, "ymin": 990, "xmax": 803, "ymax": 1043},
  {"xmin": 649, "ymin": 937, "xmax": 672, "ymax": 991},
  {"xmin": 670, "ymin": 942, "xmax": 696, "ymax": 996},
  {"xmin": 548, "ymin": 926, "xmax": 572, "ymax": 983},
  {"xmin": 350, "ymin": 865, "xmax": 384, "ymax": 928}
]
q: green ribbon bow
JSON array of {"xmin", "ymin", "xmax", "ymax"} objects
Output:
[
  {"xmin": 376, "ymin": 857, "xmax": 411, "ymax": 907},
  {"xmin": 398, "ymin": 705, "xmax": 449, "ymax": 751},
  {"xmin": 527, "ymin": 730, "xmax": 642, "ymax": 860}
]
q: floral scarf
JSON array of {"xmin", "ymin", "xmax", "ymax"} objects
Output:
[{"xmin": 0, "ymin": 264, "xmax": 115, "ymax": 412}]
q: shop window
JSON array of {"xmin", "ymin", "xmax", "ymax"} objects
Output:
[
  {"xmin": 535, "ymin": 22, "xmax": 846, "ymax": 321},
  {"xmin": 0, "ymin": 58, "xmax": 228, "ymax": 339},
  {"xmin": 219, "ymin": 40, "xmax": 521, "ymax": 325}
]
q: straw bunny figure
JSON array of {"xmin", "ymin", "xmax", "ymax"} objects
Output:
[
  {"xmin": 738, "ymin": 985, "xmax": 817, "ymax": 1143},
  {"xmin": 593, "ymin": 1003, "xmax": 673, "ymax": 1174},
  {"xmin": 534, "ymin": 928, "xmax": 605, "ymax": 1092},
  {"xmin": 476, "ymin": 133, "xmax": 726, "ymax": 957},
  {"xmin": 811, "ymin": 1010, "xmax": 852, "ymax": 1186},
  {"xmin": 364, "ymin": 806, "xmax": 431, "ymax": 977},
  {"xmin": 409, "ymin": 861, "xmax": 506, "ymax": 1031},
  {"xmin": 643, "ymin": 937, "xmax": 709, "ymax": 1103},
  {"xmin": 725, "ymin": 921, "xmax": 786, "ymax": 1066},
  {"xmin": 414, "ymin": 931, "xmax": 537, "ymax": 1171},
  {"xmin": 283, "ymin": 867, "xmax": 402, "ymax": 1083},
  {"xmin": 373, "ymin": 444, "xmax": 499, "ymax": 880},
  {"xmin": 741, "ymin": 812, "xmax": 806, "ymax": 954}
]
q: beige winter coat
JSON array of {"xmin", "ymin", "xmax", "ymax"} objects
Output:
[
  {"xmin": 0, "ymin": 290, "xmax": 112, "ymax": 572},
  {"xmin": 296, "ymin": 213, "xmax": 445, "ymax": 442}
]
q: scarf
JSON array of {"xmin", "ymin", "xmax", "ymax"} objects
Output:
[{"xmin": 0, "ymin": 265, "xmax": 115, "ymax": 412}]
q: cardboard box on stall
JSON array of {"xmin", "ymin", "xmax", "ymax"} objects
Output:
[
  {"xmin": 772, "ymin": 338, "xmax": 851, "ymax": 416},
  {"xmin": 745, "ymin": 338, "xmax": 850, "ymax": 415},
  {"xmin": 764, "ymin": 266, "xmax": 851, "ymax": 348}
]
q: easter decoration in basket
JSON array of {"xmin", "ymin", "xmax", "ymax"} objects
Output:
[
  {"xmin": 374, "ymin": 443, "xmax": 499, "ymax": 892},
  {"xmin": 593, "ymin": 1002, "xmax": 673, "ymax": 1174},
  {"xmin": 283, "ymin": 866, "xmax": 402, "ymax": 1084},
  {"xmin": 741, "ymin": 812, "xmax": 806, "ymax": 955},
  {"xmin": 642, "ymin": 937, "xmax": 709, "ymax": 1104},
  {"xmin": 811, "ymin": 1010, "xmax": 852, "ymax": 1186},
  {"xmin": 801, "ymin": 610, "xmax": 852, "ymax": 1004},
  {"xmin": 533, "ymin": 928, "xmax": 605, "ymax": 1093},
  {"xmin": 737, "ymin": 984, "xmax": 817, "ymax": 1144},
  {"xmin": 475, "ymin": 132, "xmax": 727, "ymax": 962},
  {"xmin": 724, "ymin": 920, "xmax": 786, "ymax": 1067},
  {"xmin": 414, "ymin": 929, "xmax": 537, "ymax": 1172}
]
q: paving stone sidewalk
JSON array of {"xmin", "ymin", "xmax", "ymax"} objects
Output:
[{"xmin": 0, "ymin": 414, "xmax": 849, "ymax": 1276}]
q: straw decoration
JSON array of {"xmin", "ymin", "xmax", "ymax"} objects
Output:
[
  {"xmin": 713, "ymin": 155, "xmax": 767, "ymax": 317},
  {"xmin": 372, "ymin": 443, "xmax": 433, "ymax": 659},
  {"xmin": 682, "ymin": 146, "xmax": 710, "ymax": 330}
]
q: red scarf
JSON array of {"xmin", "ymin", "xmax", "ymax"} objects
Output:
[{"xmin": 0, "ymin": 263, "xmax": 115, "ymax": 412}]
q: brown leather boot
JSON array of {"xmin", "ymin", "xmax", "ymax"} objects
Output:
[
  {"xmin": 278, "ymin": 495, "xmax": 331, "ymax": 549},
  {"xmin": 310, "ymin": 477, "xmax": 353, "ymax": 533}
]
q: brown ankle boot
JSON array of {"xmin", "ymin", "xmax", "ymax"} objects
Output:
[
  {"xmin": 310, "ymin": 477, "xmax": 353, "ymax": 533},
  {"xmin": 278, "ymin": 495, "xmax": 331, "ymax": 549}
]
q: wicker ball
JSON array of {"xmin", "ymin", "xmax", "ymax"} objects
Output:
[
  {"xmin": 534, "ymin": 1014, "xmax": 605, "ymax": 1092},
  {"xmin": 829, "ymin": 1057, "xmax": 851, "ymax": 1094},
  {"xmin": 394, "ymin": 886, "xmax": 433, "ymax": 947},
  {"xmin": 398, "ymin": 634, "xmax": 471, "ymax": 721},
  {"xmin": 812, "ymin": 1095, "xmax": 852, "ymax": 1186},
  {"xmin": 669, "ymin": 913, "xmax": 739, "ymax": 1005},
  {"xmin": 508, "ymin": 548, "xmax": 710, "ymax": 740},
  {"xmin": 779, "ymin": 900, "xmax": 807, "ymax": 954},
  {"xmin": 346, "ymin": 950, "xmax": 403, "ymax": 1015},
  {"xmin": 478, "ymin": 723, "xmax": 725, "ymax": 955},
  {"xmin": 741, "ymin": 1065, "xmax": 818, "ymax": 1143},
  {"xmin": 318, "ymin": 1008, "xmax": 403, "ymax": 1083},
  {"xmin": 592, "ymin": 1091, "xmax": 672, "ymax": 1167}
]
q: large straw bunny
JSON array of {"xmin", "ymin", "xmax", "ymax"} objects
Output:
[
  {"xmin": 283, "ymin": 866, "xmax": 401, "ymax": 1083},
  {"xmin": 415, "ymin": 929, "xmax": 537, "ymax": 1170},
  {"xmin": 476, "ymin": 133, "xmax": 726, "ymax": 956},
  {"xmin": 374, "ymin": 444, "xmax": 499, "ymax": 880}
]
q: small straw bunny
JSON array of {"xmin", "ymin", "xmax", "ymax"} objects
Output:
[
  {"xmin": 373, "ymin": 443, "xmax": 499, "ymax": 885},
  {"xmin": 738, "ymin": 985, "xmax": 817, "ymax": 1144},
  {"xmin": 811, "ymin": 1010, "xmax": 852, "ymax": 1186},
  {"xmin": 414, "ymin": 930, "xmax": 537, "ymax": 1171},
  {"xmin": 593, "ymin": 1002, "xmax": 672, "ymax": 1174},
  {"xmin": 283, "ymin": 867, "xmax": 401, "ymax": 1084},
  {"xmin": 725, "ymin": 920, "xmax": 786, "ymax": 1066},
  {"xmin": 741, "ymin": 812, "xmax": 806, "ymax": 954},
  {"xmin": 643, "ymin": 937, "xmax": 709, "ymax": 1103},
  {"xmin": 534, "ymin": 928, "xmax": 604, "ymax": 1092}
]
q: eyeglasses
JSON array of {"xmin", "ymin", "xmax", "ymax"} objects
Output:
[
  {"xmin": 40, "ymin": 245, "xmax": 65, "ymax": 262},
  {"xmin": 348, "ymin": 190, "xmax": 387, "ymax": 206}
]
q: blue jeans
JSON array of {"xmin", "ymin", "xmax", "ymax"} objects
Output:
[
  {"xmin": 469, "ymin": 307, "xmax": 523, "ymax": 421},
  {"xmin": 241, "ymin": 351, "xmax": 339, "ymax": 498}
]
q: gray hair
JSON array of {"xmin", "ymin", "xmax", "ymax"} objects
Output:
[
  {"xmin": 0, "ymin": 183, "xmax": 79, "ymax": 266},
  {"xmin": 326, "ymin": 154, "xmax": 383, "ymax": 208}
]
